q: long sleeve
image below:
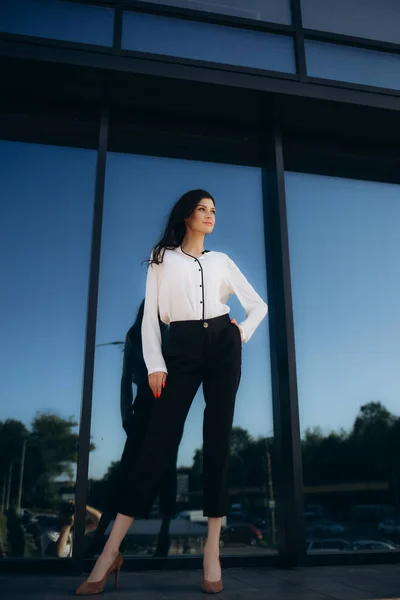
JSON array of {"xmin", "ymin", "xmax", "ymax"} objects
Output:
[
  {"xmin": 226, "ymin": 256, "xmax": 268, "ymax": 343},
  {"xmin": 141, "ymin": 258, "xmax": 168, "ymax": 375},
  {"xmin": 120, "ymin": 331, "xmax": 134, "ymax": 426}
]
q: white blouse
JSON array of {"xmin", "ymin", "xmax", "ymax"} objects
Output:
[{"xmin": 142, "ymin": 245, "xmax": 268, "ymax": 375}]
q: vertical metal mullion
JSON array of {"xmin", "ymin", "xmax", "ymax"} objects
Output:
[
  {"xmin": 261, "ymin": 124, "xmax": 305, "ymax": 566},
  {"xmin": 290, "ymin": 0, "xmax": 307, "ymax": 81},
  {"xmin": 113, "ymin": 1, "xmax": 123, "ymax": 52},
  {"xmin": 73, "ymin": 105, "xmax": 109, "ymax": 570}
]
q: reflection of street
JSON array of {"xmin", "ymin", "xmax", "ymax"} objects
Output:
[
  {"xmin": 220, "ymin": 545, "xmax": 276, "ymax": 556},
  {"xmin": 98, "ymin": 518, "xmax": 277, "ymax": 557}
]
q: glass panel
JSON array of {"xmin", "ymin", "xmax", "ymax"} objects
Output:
[
  {"xmin": 86, "ymin": 154, "xmax": 275, "ymax": 559},
  {"xmin": 0, "ymin": 0, "xmax": 114, "ymax": 46},
  {"xmin": 305, "ymin": 40, "xmax": 400, "ymax": 91},
  {"xmin": 141, "ymin": 0, "xmax": 292, "ymax": 24},
  {"xmin": 0, "ymin": 141, "xmax": 96, "ymax": 559},
  {"xmin": 122, "ymin": 12, "xmax": 296, "ymax": 73},
  {"xmin": 286, "ymin": 172, "xmax": 400, "ymax": 554},
  {"xmin": 301, "ymin": 0, "xmax": 400, "ymax": 45}
]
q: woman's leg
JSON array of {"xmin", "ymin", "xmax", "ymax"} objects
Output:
[
  {"xmin": 86, "ymin": 514, "xmax": 134, "ymax": 582},
  {"xmin": 204, "ymin": 517, "xmax": 223, "ymax": 582},
  {"xmin": 85, "ymin": 361, "xmax": 202, "ymax": 582},
  {"xmin": 202, "ymin": 321, "xmax": 242, "ymax": 581}
]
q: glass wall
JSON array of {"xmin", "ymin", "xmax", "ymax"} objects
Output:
[
  {"xmin": 141, "ymin": 0, "xmax": 292, "ymax": 25},
  {"xmin": 122, "ymin": 12, "xmax": 296, "ymax": 73},
  {"xmin": 286, "ymin": 172, "xmax": 400, "ymax": 554},
  {"xmin": 0, "ymin": 0, "xmax": 114, "ymax": 46},
  {"xmin": 87, "ymin": 153, "xmax": 275, "ymax": 558},
  {"xmin": 0, "ymin": 141, "xmax": 96, "ymax": 559},
  {"xmin": 305, "ymin": 41, "xmax": 400, "ymax": 91},
  {"xmin": 301, "ymin": 0, "xmax": 400, "ymax": 45}
]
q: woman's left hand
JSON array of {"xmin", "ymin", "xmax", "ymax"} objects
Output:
[{"xmin": 231, "ymin": 319, "xmax": 244, "ymax": 341}]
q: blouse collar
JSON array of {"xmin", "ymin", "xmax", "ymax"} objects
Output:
[{"xmin": 177, "ymin": 245, "xmax": 211, "ymax": 260}]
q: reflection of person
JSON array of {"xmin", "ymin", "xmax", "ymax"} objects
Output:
[
  {"xmin": 76, "ymin": 189, "xmax": 268, "ymax": 595},
  {"xmin": 41, "ymin": 501, "xmax": 101, "ymax": 558},
  {"xmin": 85, "ymin": 301, "xmax": 175, "ymax": 559}
]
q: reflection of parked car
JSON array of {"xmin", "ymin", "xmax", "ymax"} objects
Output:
[
  {"xmin": 307, "ymin": 539, "xmax": 351, "ymax": 553},
  {"xmin": 352, "ymin": 505, "xmax": 394, "ymax": 523},
  {"xmin": 304, "ymin": 504, "xmax": 323, "ymax": 520},
  {"xmin": 351, "ymin": 540, "xmax": 397, "ymax": 551},
  {"xmin": 378, "ymin": 519, "xmax": 400, "ymax": 535},
  {"xmin": 220, "ymin": 524, "xmax": 262, "ymax": 547},
  {"xmin": 313, "ymin": 520, "xmax": 345, "ymax": 535}
]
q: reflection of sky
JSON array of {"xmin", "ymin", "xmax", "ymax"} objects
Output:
[
  {"xmin": 0, "ymin": 0, "xmax": 113, "ymax": 46},
  {"xmin": 286, "ymin": 172, "xmax": 400, "ymax": 435},
  {"xmin": 2, "ymin": 142, "xmax": 399, "ymax": 482},
  {"xmin": 0, "ymin": 141, "xmax": 96, "ymax": 448}
]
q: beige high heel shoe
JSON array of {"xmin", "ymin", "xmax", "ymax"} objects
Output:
[
  {"xmin": 76, "ymin": 552, "xmax": 123, "ymax": 596},
  {"xmin": 201, "ymin": 557, "xmax": 223, "ymax": 594},
  {"xmin": 201, "ymin": 576, "xmax": 224, "ymax": 594}
]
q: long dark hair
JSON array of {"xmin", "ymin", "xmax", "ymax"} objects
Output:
[{"xmin": 148, "ymin": 189, "xmax": 215, "ymax": 265}]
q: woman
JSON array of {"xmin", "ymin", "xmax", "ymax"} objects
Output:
[{"xmin": 76, "ymin": 189, "xmax": 268, "ymax": 595}]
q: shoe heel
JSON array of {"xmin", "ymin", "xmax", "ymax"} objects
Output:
[
  {"xmin": 114, "ymin": 555, "xmax": 123, "ymax": 590},
  {"xmin": 114, "ymin": 568, "xmax": 120, "ymax": 590}
]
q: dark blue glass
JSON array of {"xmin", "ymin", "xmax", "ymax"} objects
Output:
[
  {"xmin": 286, "ymin": 171, "xmax": 400, "ymax": 553},
  {"xmin": 0, "ymin": 141, "xmax": 96, "ymax": 558},
  {"xmin": 122, "ymin": 12, "xmax": 296, "ymax": 73},
  {"xmin": 302, "ymin": 0, "xmax": 400, "ymax": 45},
  {"xmin": 0, "ymin": 0, "xmax": 114, "ymax": 46},
  {"xmin": 141, "ymin": 0, "xmax": 291, "ymax": 25},
  {"xmin": 306, "ymin": 40, "xmax": 400, "ymax": 91}
]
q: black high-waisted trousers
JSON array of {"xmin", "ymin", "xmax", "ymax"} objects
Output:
[{"xmin": 117, "ymin": 313, "xmax": 242, "ymax": 518}]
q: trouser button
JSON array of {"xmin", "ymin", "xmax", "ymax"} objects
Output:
[{"xmin": 203, "ymin": 321, "xmax": 209, "ymax": 328}]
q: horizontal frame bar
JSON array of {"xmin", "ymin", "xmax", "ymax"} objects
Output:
[
  {"xmin": 304, "ymin": 28, "xmax": 400, "ymax": 55},
  {"xmin": 306, "ymin": 75, "xmax": 400, "ymax": 99},
  {"xmin": 1, "ymin": 34, "xmax": 400, "ymax": 112}
]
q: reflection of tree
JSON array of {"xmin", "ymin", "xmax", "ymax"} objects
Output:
[
  {"xmin": 87, "ymin": 461, "xmax": 121, "ymax": 510},
  {"xmin": 302, "ymin": 401, "xmax": 400, "ymax": 512},
  {"xmin": 303, "ymin": 402, "xmax": 396, "ymax": 484},
  {"xmin": 190, "ymin": 427, "xmax": 275, "ymax": 504},
  {"xmin": 0, "ymin": 412, "xmax": 95, "ymax": 510}
]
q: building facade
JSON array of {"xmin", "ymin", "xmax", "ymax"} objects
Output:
[{"xmin": 1, "ymin": 0, "xmax": 400, "ymax": 574}]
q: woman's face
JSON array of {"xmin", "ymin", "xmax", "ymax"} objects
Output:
[{"xmin": 185, "ymin": 197, "xmax": 216, "ymax": 235}]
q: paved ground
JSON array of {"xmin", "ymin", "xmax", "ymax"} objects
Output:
[{"xmin": 2, "ymin": 564, "xmax": 400, "ymax": 599}]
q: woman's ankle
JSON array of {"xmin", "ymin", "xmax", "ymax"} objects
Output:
[
  {"xmin": 102, "ymin": 547, "xmax": 119, "ymax": 559},
  {"xmin": 204, "ymin": 542, "xmax": 219, "ymax": 555}
]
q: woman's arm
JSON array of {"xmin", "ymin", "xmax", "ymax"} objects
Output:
[
  {"xmin": 226, "ymin": 255, "xmax": 268, "ymax": 342},
  {"xmin": 141, "ymin": 256, "xmax": 168, "ymax": 376},
  {"xmin": 55, "ymin": 524, "xmax": 73, "ymax": 557},
  {"xmin": 84, "ymin": 505, "xmax": 102, "ymax": 535}
]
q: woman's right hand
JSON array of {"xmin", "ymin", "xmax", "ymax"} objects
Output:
[{"xmin": 149, "ymin": 371, "xmax": 167, "ymax": 398}]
